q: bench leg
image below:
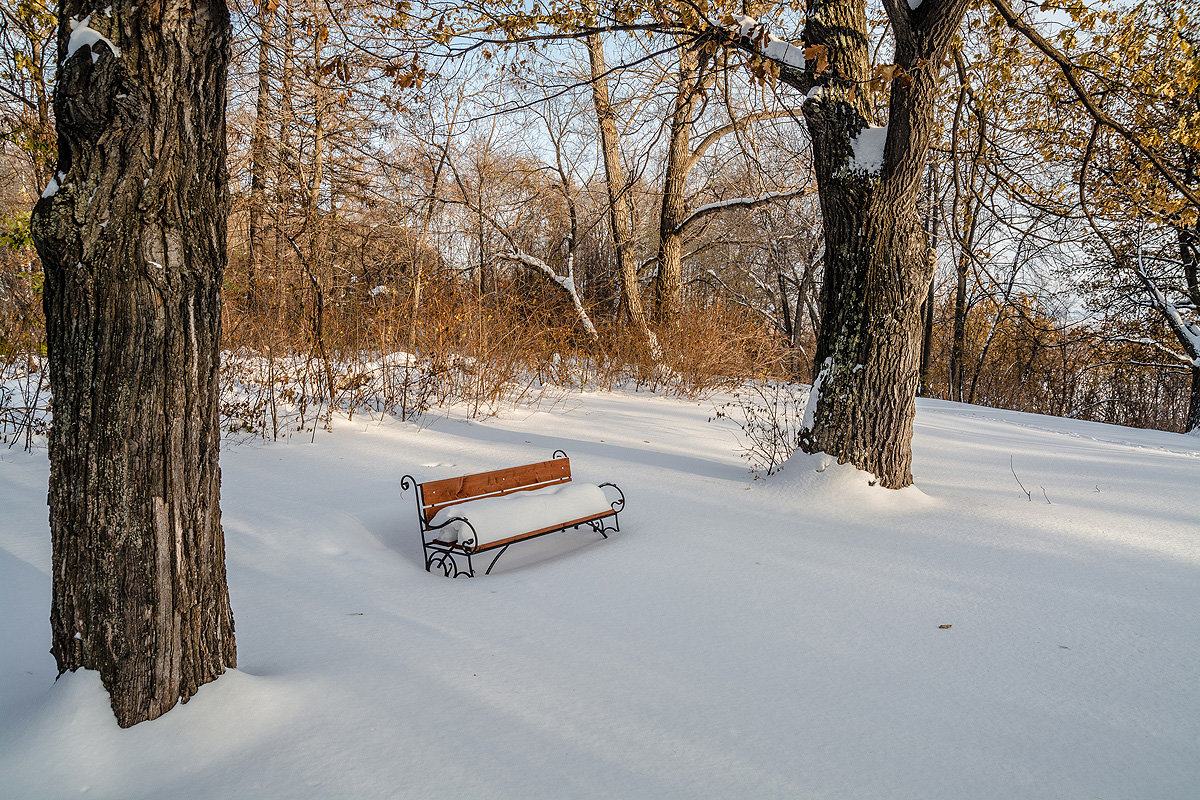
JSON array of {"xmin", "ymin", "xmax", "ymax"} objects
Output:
[
  {"xmin": 586, "ymin": 512, "xmax": 619, "ymax": 538},
  {"xmin": 426, "ymin": 549, "xmax": 473, "ymax": 578},
  {"xmin": 484, "ymin": 544, "xmax": 510, "ymax": 576}
]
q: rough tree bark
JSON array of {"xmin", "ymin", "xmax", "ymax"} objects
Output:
[
  {"xmin": 727, "ymin": 0, "xmax": 970, "ymax": 487},
  {"xmin": 31, "ymin": 1, "xmax": 236, "ymax": 727},
  {"xmin": 799, "ymin": 0, "xmax": 971, "ymax": 488}
]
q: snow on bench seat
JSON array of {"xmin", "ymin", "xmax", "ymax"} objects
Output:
[
  {"xmin": 428, "ymin": 482, "xmax": 612, "ymax": 547},
  {"xmin": 405, "ymin": 452, "xmax": 625, "ymax": 577}
]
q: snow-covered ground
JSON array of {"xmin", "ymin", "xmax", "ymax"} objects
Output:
[{"xmin": 1, "ymin": 389, "xmax": 1197, "ymax": 799}]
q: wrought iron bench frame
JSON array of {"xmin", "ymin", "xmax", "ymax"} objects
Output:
[{"xmin": 401, "ymin": 450, "xmax": 625, "ymax": 578}]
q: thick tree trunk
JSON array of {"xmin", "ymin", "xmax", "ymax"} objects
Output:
[
  {"xmin": 31, "ymin": 1, "xmax": 236, "ymax": 727},
  {"xmin": 584, "ymin": 32, "xmax": 658, "ymax": 358},
  {"xmin": 799, "ymin": 0, "xmax": 971, "ymax": 488}
]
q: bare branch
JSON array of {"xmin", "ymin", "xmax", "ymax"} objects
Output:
[{"xmin": 676, "ymin": 189, "xmax": 805, "ymax": 235}]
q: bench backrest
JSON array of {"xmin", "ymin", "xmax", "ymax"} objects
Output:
[{"xmin": 420, "ymin": 456, "xmax": 571, "ymax": 523}]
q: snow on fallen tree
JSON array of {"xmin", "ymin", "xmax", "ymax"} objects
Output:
[{"xmin": 496, "ymin": 250, "xmax": 599, "ymax": 341}]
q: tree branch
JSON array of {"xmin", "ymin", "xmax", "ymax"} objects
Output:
[
  {"xmin": 988, "ymin": 0, "xmax": 1200, "ymax": 209},
  {"xmin": 676, "ymin": 189, "xmax": 804, "ymax": 235},
  {"xmin": 686, "ymin": 108, "xmax": 803, "ymax": 172}
]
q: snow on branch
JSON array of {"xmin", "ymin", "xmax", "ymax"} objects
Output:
[
  {"xmin": 710, "ymin": 14, "xmax": 811, "ymax": 92},
  {"xmin": 1132, "ymin": 242, "xmax": 1200, "ymax": 367},
  {"xmin": 495, "ymin": 251, "xmax": 599, "ymax": 341},
  {"xmin": 1105, "ymin": 335, "xmax": 1193, "ymax": 363},
  {"xmin": 675, "ymin": 189, "xmax": 804, "ymax": 235},
  {"xmin": 726, "ymin": 15, "xmax": 806, "ymax": 71}
]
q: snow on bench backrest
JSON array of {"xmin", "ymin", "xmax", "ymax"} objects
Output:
[{"xmin": 420, "ymin": 457, "xmax": 572, "ymax": 522}]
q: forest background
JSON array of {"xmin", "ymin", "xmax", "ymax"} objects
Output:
[{"xmin": 2, "ymin": 0, "xmax": 1198, "ymax": 444}]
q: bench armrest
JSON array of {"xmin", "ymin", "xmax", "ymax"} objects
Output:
[
  {"xmin": 403, "ymin": 475, "xmax": 480, "ymax": 550},
  {"xmin": 597, "ymin": 482, "xmax": 625, "ymax": 513},
  {"xmin": 424, "ymin": 515, "xmax": 480, "ymax": 550}
]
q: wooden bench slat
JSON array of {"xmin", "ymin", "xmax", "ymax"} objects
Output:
[{"xmin": 421, "ymin": 457, "xmax": 571, "ymax": 520}]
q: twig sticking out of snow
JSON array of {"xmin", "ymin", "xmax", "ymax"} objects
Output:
[{"xmin": 1010, "ymin": 455, "xmax": 1032, "ymax": 501}]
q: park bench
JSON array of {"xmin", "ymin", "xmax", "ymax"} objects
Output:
[{"xmin": 402, "ymin": 450, "xmax": 625, "ymax": 577}]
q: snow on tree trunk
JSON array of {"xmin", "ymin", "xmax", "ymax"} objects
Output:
[
  {"xmin": 31, "ymin": 0, "xmax": 236, "ymax": 727},
  {"xmin": 790, "ymin": 0, "xmax": 972, "ymax": 488}
]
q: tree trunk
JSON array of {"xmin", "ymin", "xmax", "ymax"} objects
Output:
[
  {"xmin": 652, "ymin": 44, "xmax": 711, "ymax": 326},
  {"xmin": 31, "ymin": 1, "xmax": 236, "ymax": 727},
  {"xmin": 247, "ymin": 0, "xmax": 275, "ymax": 307},
  {"xmin": 584, "ymin": 31, "xmax": 658, "ymax": 358},
  {"xmin": 305, "ymin": 0, "xmax": 336, "ymax": 418},
  {"xmin": 274, "ymin": 0, "xmax": 296, "ymax": 325},
  {"xmin": 1188, "ymin": 367, "xmax": 1200, "ymax": 435},
  {"xmin": 919, "ymin": 279, "xmax": 935, "ymax": 394},
  {"xmin": 1178, "ymin": 206, "xmax": 1199, "ymax": 434},
  {"xmin": 777, "ymin": 268, "xmax": 794, "ymax": 341},
  {"xmin": 799, "ymin": 0, "xmax": 971, "ymax": 488},
  {"xmin": 948, "ymin": 255, "xmax": 969, "ymax": 401},
  {"xmin": 410, "ymin": 131, "xmax": 451, "ymax": 355},
  {"xmin": 947, "ymin": 62, "xmax": 986, "ymax": 403},
  {"xmin": 919, "ymin": 159, "xmax": 940, "ymax": 396},
  {"xmin": 29, "ymin": 21, "xmax": 56, "ymax": 189}
]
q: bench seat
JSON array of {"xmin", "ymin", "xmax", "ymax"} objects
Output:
[{"xmin": 429, "ymin": 482, "xmax": 613, "ymax": 547}]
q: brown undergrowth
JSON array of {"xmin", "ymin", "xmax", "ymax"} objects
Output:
[{"xmin": 216, "ymin": 273, "xmax": 795, "ymax": 440}]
